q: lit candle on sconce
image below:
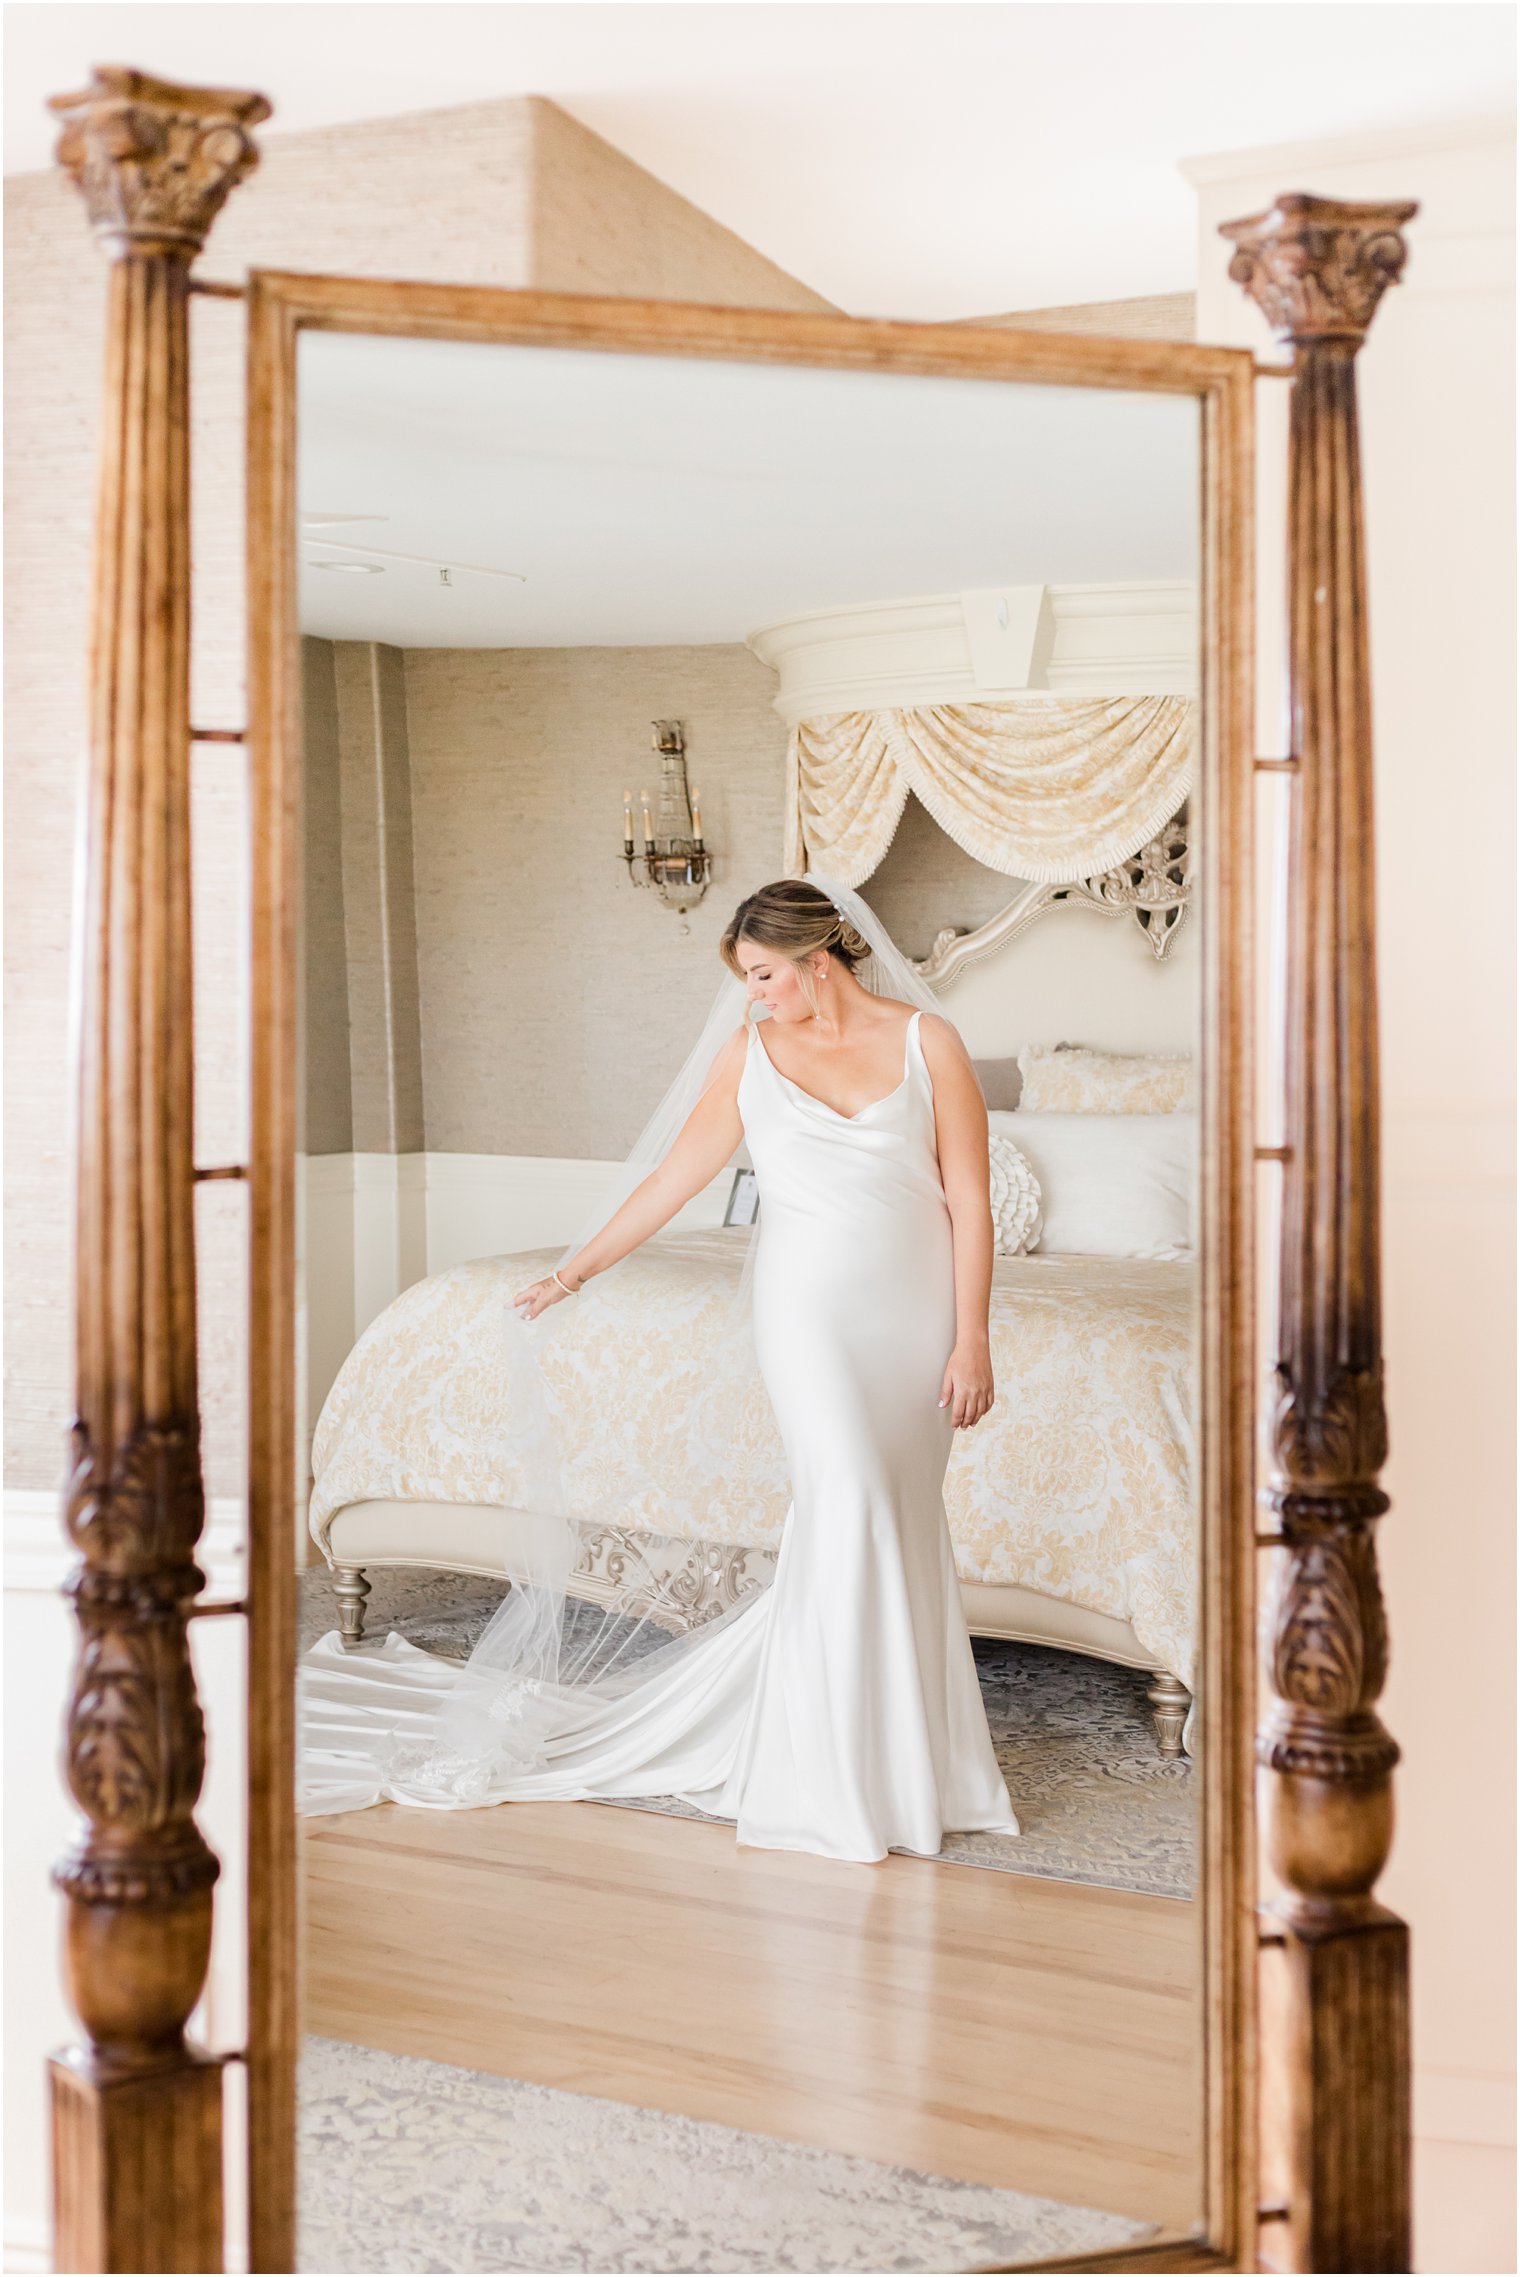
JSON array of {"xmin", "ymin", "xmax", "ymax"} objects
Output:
[
  {"xmin": 623, "ymin": 790, "xmax": 634, "ymax": 854},
  {"xmin": 690, "ymin": 787, "xmax": 703, "ymax": 845},
  {"xmin": 640, "ymin": 789, "xmax": 653, "ymax": 849}
]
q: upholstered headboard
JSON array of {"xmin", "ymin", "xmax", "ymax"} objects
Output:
[{"xmin": 972, "ymin": 1057, "xmax": 1023, "ymax": 1111}]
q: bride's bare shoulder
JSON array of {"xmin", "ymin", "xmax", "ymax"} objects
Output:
[{"xmin": 916, "ymin": 1010, "xmax": 974, "ymax": 1068}]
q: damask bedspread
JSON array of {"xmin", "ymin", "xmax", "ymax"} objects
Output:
[{"xmin": 309, "ymin": 1229, "xmax": 1196, "ymax": 1688}]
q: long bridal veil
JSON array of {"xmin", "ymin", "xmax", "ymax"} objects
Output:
[{"xmin": 298, "ymin": 871, "xmax": 966, "ymax": 1812}]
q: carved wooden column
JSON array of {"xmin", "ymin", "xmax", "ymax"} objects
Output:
[
  {"xmin": 1221, "ymin": 193, "xmax": 1418, "ymax": 2272},
  {"xmin": 48, "ymin": 69, "xmax": 268, "ymax": 2276}
]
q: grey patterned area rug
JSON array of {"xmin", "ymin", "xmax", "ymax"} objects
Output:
[
  {"xmin": 299, "ymin": 1568, "xmax": 1195, "ymax": 1899},
  {"xmin": 298, "ymin": 2035, "xmax": 1154, "ymax": 2274}
]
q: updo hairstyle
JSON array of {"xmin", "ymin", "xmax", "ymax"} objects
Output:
[{"xmin": 719, "ymin": 879, "xmax": 873, "ymax": 1015}]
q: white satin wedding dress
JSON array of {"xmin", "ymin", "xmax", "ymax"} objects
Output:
[{"xmin": 299, "ymin": 1006, "xmax": 1019, "ymax": 1863}]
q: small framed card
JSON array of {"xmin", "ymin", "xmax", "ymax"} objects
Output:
[{"xmin": 724, "ymin": 1168, "xmax": 760, "ymax": 1227}]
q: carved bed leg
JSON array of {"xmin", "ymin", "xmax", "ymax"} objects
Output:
[
  {"xmin": 332, "ymin": 1565, "xmax": 372, "ymax": 1649},
  {"xmin": 1146, "ymin": 1672, "xmax": 1190, "ymax": 1758}
]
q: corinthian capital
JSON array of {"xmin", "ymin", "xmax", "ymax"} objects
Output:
[
  {"xmin": 50, "ymin": 66, "xmax": 270, "ymax": 258},
  {"xmin": 1220, "ymin": 192, "xmax": 1418, "ymax": 346}
]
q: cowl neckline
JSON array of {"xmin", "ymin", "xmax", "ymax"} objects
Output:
[{"xmin": 751, "ymin": 1009, "xmax": 921, "ymax": 1124}]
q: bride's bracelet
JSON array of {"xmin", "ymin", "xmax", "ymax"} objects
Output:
[{"xmin": 551, "ymin": 1267, "xmax": 582, "ymax": 1297}]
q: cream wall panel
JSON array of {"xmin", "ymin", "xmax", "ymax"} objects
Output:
[
  {"xmin": 1187, "ymin": 118, "xmax": 1516, "ymax": 2272},
  {"xmin": 302, "ymin": 1153, "xmax": 359, "ymax": 1449},
  {"xmin": 421, "ymin": 1151, "xmax": 732, "ymax": 1278},
  {"xmin": 934, "ymin": 909, "xmax": 1201, "ymax": 1061}
]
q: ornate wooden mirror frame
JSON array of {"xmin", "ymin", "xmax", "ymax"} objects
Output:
[{"xmin": 45, "ymin": 67, "xmax": 1413, "ymax": 2277}]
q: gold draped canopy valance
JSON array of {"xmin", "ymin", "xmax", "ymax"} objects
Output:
[{"xmin": 783, "ymin": 694, "xmax": 1197, "ymax": 888}]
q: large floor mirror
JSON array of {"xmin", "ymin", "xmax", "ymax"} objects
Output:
[
  {"xmin": 46, "ymin": 64, "xmax": 1423, "ymax": 2271},
  {"xmin": 241, "ymin": 280, "xmax": 1255, "ymax": 2272}
]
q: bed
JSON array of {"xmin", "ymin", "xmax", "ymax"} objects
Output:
[{"xmin": 309, "ymin": 1227, "xmax": 1197, "ymax": 1753}]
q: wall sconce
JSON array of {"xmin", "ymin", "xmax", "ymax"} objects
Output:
[{"xmin": 622, "ymin": 721, "xmax": 712, "ymax": 912}]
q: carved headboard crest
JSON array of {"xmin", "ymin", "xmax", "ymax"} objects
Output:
[{"xmin": 912, "ymin": 808, "xmax": 1191, "ymax": 985}]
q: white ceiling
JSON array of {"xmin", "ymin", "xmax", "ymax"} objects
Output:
[
  {"xmin": 296, "ymin": 330, "xmax": 1198, "ymax": 645},
  {"xmin": 6, "ymin": 4, "xmax": 1512, "ymax": 316}
]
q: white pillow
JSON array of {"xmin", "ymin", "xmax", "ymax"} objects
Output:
[
  {"xmin": 989, "ymin": 1111, "xmax": 1195, "ymax": 1260},
  {"xmin": 987, "ymin": 1133, "xmax": 1042, "ymax": 1256}
]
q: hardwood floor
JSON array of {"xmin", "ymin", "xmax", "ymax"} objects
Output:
[{"xmin": 302, "ymin": 1797, "xmax": 1203, "ymax": 2233}]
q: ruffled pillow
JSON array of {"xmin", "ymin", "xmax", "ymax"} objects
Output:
[
  {"xmin": 988, "ymin": 1132, "xmax": 1043, "ymax": 1256},
  {"xmin": 1017, "ymin": 1042, "xmax": 1193, "ymax": 1115}
]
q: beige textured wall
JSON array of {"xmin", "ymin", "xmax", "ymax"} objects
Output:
[
  {"xmin": 403, "ymin": 642, "xmax": 789, "ymax": 1157},
  {"xmin": 333, "ymin": 642, "xmax": 426, "ymax": 1153},
  {"xmin": 867, "ymin": 791, "xmax": 1048, "ymax": 959},
  {"xmin": 300, "ymin": 639, "xmax": 352, "ymax": 1155},
  {"xmin": 528, "ymin": 102, "xmax": 836, "ymax": 312},
  {"xmin": 3, "ymin": 92, "xmax": 831, "ymax": 1494},
  {"xmin": 974, "ymin": 293, "xmax": 1197, "ymax": 340},
  {"xmin": 307, "ymin": 655, "xmax": 1199, "ymax": 1153}
]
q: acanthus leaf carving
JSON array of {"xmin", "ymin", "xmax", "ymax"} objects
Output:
[
  {"xmin": 1267, "ymin": 1523, "xmax": 1390, "ymax": 1725},
  {"xmin": 1219, "ymin": 193, "xmax": 1418, "ymax": 345},
  {"xmin": 50, "ymin": 66, "xmax": 270, "ymax": 257},
  {"xmin": 1270, "ymin": 1362, "xmax": 1390, "ymax": 1491},
  {"xmin": 63, "ymin": 1612, "xmax": 208, "ymax": 1836},
  {"xmin": 66, "ymin": 1417, "xmax": 206, "ymax": 1573}
]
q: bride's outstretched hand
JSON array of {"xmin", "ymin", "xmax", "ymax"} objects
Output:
[
  {"xmin": 513, "ymin": 1275, "xmax": 572, "ymax": 1323},
  {"xmin": 940, "ymin": 1341, "xmax": 995, "ymax": 1429}
]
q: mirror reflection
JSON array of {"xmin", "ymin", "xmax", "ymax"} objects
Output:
[{"xmin": 293, "ymin": 332, "xmax": 1202, "ymax": 2272}]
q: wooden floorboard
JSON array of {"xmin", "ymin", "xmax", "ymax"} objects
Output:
[{"xmin": 302, "ymin": 1797, "xmax": 1204, "ymax": 2231}]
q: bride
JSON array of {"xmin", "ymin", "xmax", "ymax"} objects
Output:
[{"xmin": 299, "ymin": 875, "xmax": 1019, "ymax": 1864}]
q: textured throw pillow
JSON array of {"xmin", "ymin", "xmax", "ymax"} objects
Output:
[
  {"xmin": 987, "ymin": 1132, "xmax": 1042, "ymax": 1256},
  {"xmin": 989, "ymin": 1111, "xmax": 1195, "ymax": 1260},
  {"xmin": 1016, "ymin": 1042, "xmax": 1193, "ymax": 1115}
]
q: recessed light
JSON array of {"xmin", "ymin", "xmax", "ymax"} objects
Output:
[{"xmin": 312, "ymin": 560, "xmax": 384, "ymax": 575}]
